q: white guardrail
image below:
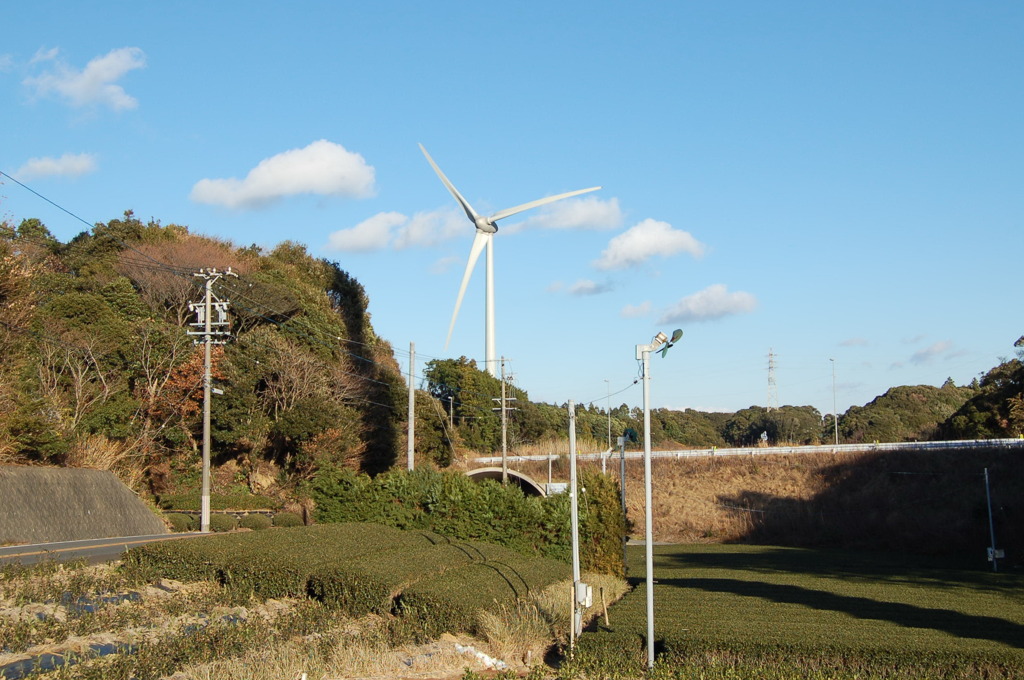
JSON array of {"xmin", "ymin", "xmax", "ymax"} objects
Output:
[{"xmin": 472, "ymin": 438, "xmax": 1024, "ymax": 466}]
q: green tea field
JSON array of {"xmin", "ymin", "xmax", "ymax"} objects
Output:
[{"xmin": 574, "ymin": 544, "xmax": 1024, "ymax": 679}]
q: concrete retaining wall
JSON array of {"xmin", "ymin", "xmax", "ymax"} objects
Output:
[{"xmin": 0, "ymin": 466, "xmax": 167, "ymax": 545}]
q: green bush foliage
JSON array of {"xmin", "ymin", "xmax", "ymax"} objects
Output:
[
  {"xmin": 165, "ymin": 513, "xmax": 196, "ymax": 532},
  {"xmin": 157, "ymin": 493, "xmax": 280, "ymax": 511},
  {"xmin": 271, "ymin": 511, "xmax": 303, "ymax": 527},
  {"xmin": 208, "ymin": 514, "xmax": 237, "ymax": 532},
  {"xmin": 309, "ymin": 466, "xmax": 624, "ymax": 575},
  {"xmin": 238, "ymin": 514, "xmax": 272, "ymax": 530},
  {"xmin": 398, "ymin": 556, "xmax": 570, "ymax": 637}
]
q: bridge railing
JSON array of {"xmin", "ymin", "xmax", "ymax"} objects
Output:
[{"xmin": 471, "ymin": 438, "xmax": 1024, "ymax": 467}]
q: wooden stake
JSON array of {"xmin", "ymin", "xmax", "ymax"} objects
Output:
[{"xmin": 601, "ymin": 586, "xmax": 609, "ymax": 626}]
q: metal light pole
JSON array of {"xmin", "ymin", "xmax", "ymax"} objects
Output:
[
  {"xmin": 830, "ymin": 358, "xmax": 838, "ymax": 445},
  {"xmin": 635, "ymin": 331, "xmax": 670, "ymax": 670}
]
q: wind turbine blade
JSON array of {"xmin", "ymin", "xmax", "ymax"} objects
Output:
[
  {"xmin": 419, "ymin": 144, "xmax": 480, "ymax": 224},
  {"xmin": 445, "ymin": 231, "xmax": 490, "ymax": 349},
  {"xmin": 489, "ymin": 186, "xmax": 602, "ymax": 222}
]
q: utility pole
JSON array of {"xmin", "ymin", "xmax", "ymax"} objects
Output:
[
  {"xmin": 767, "ymin": 348, "xmax": 778, "ymax": 411},
  {"xmin": 604, "ymin": 379, "xmax": 611, "ymax": 475},
  {"xmin": 492, "ymin": 357, "xmax": 516, "ymax": 484},
  {"xmin": 448, "ymin": 395, "xmax": 454, "ymax": 429},
  {"xmin": 830, "ymin": 358, "xmax": 839, "ymax": 445},
  {"xmin": 407, "ymin": 342, "xmax": 415, "ymax": 470},
  {"xmin": 619, "ymin": 435, "xmax": 627, "ymax": 567},
  {"xmin": 605, "ymin": 379, "xmax": 612, "ymax": 450},
  {"xmin": 188, "ymin": 268, "xmax": 236, "ymax": 533}
]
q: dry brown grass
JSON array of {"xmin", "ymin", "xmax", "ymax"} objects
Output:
[
  {"xmin": 504, "ymin": 447, "xmax": 1024, "ymax": 553},
  {"xmin": 477, "ymin": 572, "xmax": 630, "ymax": 665},
  {"xmin": 178, "ymin": 625, "xmax": 487, "ymax": 680},
  {"xmin": 64, "ymin": 433, "xmax": 148, "ymax": 492}
]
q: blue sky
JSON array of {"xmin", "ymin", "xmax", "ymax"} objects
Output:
[{"xmin": 2, "ymin": 2, "xmax": 1021, "ymax": 418}]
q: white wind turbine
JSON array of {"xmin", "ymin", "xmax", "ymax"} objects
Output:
[{"xmin": 420, "ymin": 144, "xmax": 600, "ymax": 376}]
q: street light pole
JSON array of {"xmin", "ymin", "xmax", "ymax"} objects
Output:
[
  {"xmin": 635, "ymin": 332, "xmax": 668, "ymax": 671},
  {"xmin": 830, "ymin": 358, "xmax": 838, "ymax": 445},
  {"xmin": 568, "ymin": 400, "xmax": 583, "ymax": 640}
]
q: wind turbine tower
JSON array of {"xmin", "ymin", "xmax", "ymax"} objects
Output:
[{"xmin": 420, "ymin": 144, "xmax": 600, "ymax": 376}]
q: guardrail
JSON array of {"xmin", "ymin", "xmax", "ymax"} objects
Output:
[{"xmin": 471, "ymin": 438, "xmax": 1024, "ymax": 466}]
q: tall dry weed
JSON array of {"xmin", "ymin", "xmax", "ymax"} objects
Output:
[{"xmin": 64, "ymin": 434, "xmax": 147, "ymax": 492}]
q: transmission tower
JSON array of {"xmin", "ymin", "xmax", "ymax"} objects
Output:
[{"xmin": 767, "ymin": 348, "xmax": 778, "ymax": 411}]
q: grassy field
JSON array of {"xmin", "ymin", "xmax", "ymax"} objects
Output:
[{"xmin": 569, "ymin": 544, "xmax": 1024, "ymax": 679}]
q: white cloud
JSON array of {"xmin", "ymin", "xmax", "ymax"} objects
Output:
[
  {"xmin": 393, "ymin": 208, "xmax": 466, "ymax": 249},
  {"xmin": 31, "ymin": 47, "xmax": 60, "ymax": 64},
  {"xmin": 658, "ymin": 284, "xmax": 757, "ymax": 324},
  {"xmin": 326, "ymin": 207, "xmax": 469, "ymax": 253},
  {"xmin": 621, "ymin": 301, "xmax": 652, "ymax": 318},
  {"xmin": 593, "ymin": 218, "xmax": 705, "ymax": 270},
  {"xmin": 840, "ymin": 337, "xmax": 869, "ymax": 347},
  {"xmin": 909, "ymin": 340, "xmax": 954, "ymax": 365},
  {"xmin": 14, "ymin": 152, "xmax": 97, "ymax": 180},
  {"xmin": 510, "ymin": 196, "xmax": 623, "ymax": 233},
  {"xmin": 24, "ymin": 47, "xmax": 145, "ymax": 110},
  {"xmin": 325, "ymin": 212, "xmax": 403, "ymax": 252},
  {"xmin": 430, "ymin": 255, "xmax": 461, "ymax": 275},
  {"xmin": 0, "ymin": 54, "xmax": 13, "ymax": 72},
  {"xmin": 568, "ymin": 279, "xmax": 612, "ymax": 296},
  {"xmin": 191, "ymin": 140, "xmax": 376, "ymax": 209}
]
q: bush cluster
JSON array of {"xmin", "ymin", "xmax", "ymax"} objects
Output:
[
  {"xmin": 309, "ymin": 467, "xmax": 625, "ymax": 575},
  {"xmin": 239, "ymin": 514, "xmax": 272, "ymax": 530},
  {"xmin": 122, "ymin": 523, "xmax": 568, "ymax": 636},
  {"xmin": 272, "ymin": 511, "xmax": 303, "ymax": 527},
  {"xmin": 208, "ymin": 514, "xmax": 237, "ymax": 532},
  {"xmin": 165, "ymin": 513, "xmax": 195, "ymax": 532},
  {"xmin": 157, "ymin": 492, "xmax": 280, "ymax": 511}
]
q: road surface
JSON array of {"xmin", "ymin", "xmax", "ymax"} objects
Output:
[{"xmin": 0, "ymin": 533, "xmax": 200, "ymax": 566}]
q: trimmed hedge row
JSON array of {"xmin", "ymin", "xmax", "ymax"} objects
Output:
[
  {"xmin": 157, "ymin": 492, "xmax": 280, "ymax": 511},
  {"xmin": 122, "ymin": 523, "xmax": 569, "ymax": 634},
  {"xmin": 398, "ymin": 556, "xmax": 571, "ymax": 636},
  {"xmin": 310, "ymin": 466, "xmax": 626, "ymax": 575}
]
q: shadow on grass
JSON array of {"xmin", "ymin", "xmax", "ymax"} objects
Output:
[
  {"xmin": 658, "ymin": 575, "xmax": 1024, "ymax": 649},
  {"xmin": 659, "ymin": 546, "xmax": 1023, "ymax": 597}
]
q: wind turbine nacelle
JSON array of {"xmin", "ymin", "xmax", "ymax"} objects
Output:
[{"xmin": 475, "ymin": 217, "xmax": 498, "ymax": 233}]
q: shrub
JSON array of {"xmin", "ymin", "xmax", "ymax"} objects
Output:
[
  {"xmin": 209, "ymin": 514, "xmax": 237, "ymax": 532},
  {"xmin": 239, "ymin": 514, "xmax": 272, "ymax": 531},
  {"xmin": 157, "ymin": 492, "xmax": 280, "ymax": 511},
  {"xmin": 166, "ymin": 513, "xmax": 195, "ymax": 533},
  {"xmin": 272, "ymin": 511, "xmax": 303, "ymax": 527},
  {"xmin": 310, "ymin": 466, "xmax": 625, "ymax": 575}
]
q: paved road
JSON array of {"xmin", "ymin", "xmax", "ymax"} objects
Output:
[{"xmin": 0, "ymin": 533, "xmax": 199, "ymax": 566}]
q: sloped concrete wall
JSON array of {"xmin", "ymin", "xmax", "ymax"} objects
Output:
[{"xmin": 0, "ymin": 466, "xmax": 167, "ymax": 545}]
